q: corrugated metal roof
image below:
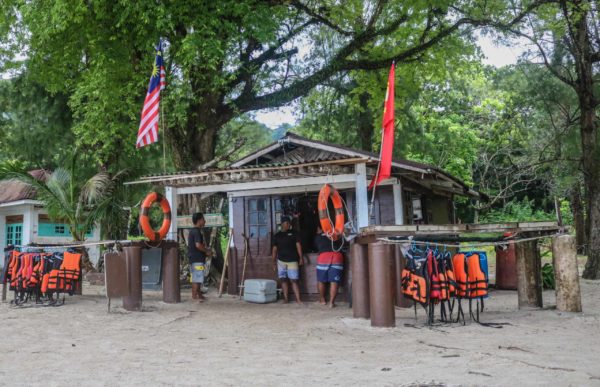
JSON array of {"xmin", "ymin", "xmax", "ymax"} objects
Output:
[
  {"xmin": 0, "ymin": 170, "xmax": 48, "ymax": 204},
  {"xmin": 138, "ymin": 154, "xmax": 357, "ymax": 179}
]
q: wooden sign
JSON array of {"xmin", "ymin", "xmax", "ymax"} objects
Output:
[{"xmin": 177, "ymin": 213, "xmax": 225, "ymax": 228}]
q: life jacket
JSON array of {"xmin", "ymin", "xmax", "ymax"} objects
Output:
[
  {"xmin": 401, "ymin": 259, "xmax": 428, "ymax": 305},
  {"xmin": 466, "ymin": 253, "xmax": 488, "ymax": 298},
  {"xmin": 452, "ymin": 253, "xmax": 468, "ymax": 298},
  {"xmin": 45, "ymin": 252, "xmax": 81, "ymax": 294},
  {"xmin": 427, "ymin": 250, "xmax": 441, "ymax": 302}
]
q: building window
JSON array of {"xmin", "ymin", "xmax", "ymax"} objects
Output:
[
  {"xmin": 412, "ymin": 197, "xmax": 423, "ymax": 221},
  {"xmin": 5, "ymin": 224, "xmax": 23, "ymax": 246},
  {"xmin": 54, "ymin": 225, "xmax": 66, "ymax": 234},
  {"xmin": 247, "ymin": 198, "xmax": 268, "ymax": 238}
]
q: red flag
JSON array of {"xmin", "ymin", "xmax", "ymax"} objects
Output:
[{"xmin": 369, "ymin": 63, "xmax": 395, "ymax": 189}]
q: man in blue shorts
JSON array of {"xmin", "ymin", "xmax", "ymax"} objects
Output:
[
  {"xmin": 315, "ymin": 225, "xmax": 344, "ymax": 308},
  {"xmin": 272, "ymin": 216, "xmax": 304, "ymax": 304}
]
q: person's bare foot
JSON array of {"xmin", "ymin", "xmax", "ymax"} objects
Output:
[
  {"xmin": 197, "ymin": 295, "xmax": 206, "ymax": 303},
  {"xmin": 282, "ymin": 299, "xmax": 289, "ymax": 304},
  {"xmin": 329, "ymin": 302, "xmax": 336, "ymax": 308},
  {"xmin": 318, "ymin": 299, "xmax": 326, "ymax": 306},
  {"xmin": 296, "ymin": 300, "xmax": 304, "ymax": 305}
]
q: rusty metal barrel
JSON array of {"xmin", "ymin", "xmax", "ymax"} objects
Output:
[
  {"xmin": 496, "ymin": 241, "xmax": 518, "ymax": 290},
  {"xmin": 122, "ymin": 245, "xmax": 142, "ymax": 311},
  {"xmin": 162, "ymin": 241, "xmax": 180, "ymax": 303},
  {"xmin": 368, "ymin": 242, "xmax": 395, "ymax": 327},
  {"xmin": 351, "ymin": 242, "xmax": 370, "ymax": 319}
]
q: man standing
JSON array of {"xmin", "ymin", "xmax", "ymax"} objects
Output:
[
  {"xmin": 188, "ymin": 212, "xmax": 212, "ymax": 302},
  {"xmin": 272, "ymin": 216, "xmax": 304, "ymax": 304},
  {"xmin": 315, "ymin": 226, "xmax": 344, "ymax": 308}
]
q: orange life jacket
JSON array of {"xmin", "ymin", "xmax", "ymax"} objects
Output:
[
  {"xmin": 45, "ymin": 252, "xmax": 81, "ymax": 293},
  {"xmin": 401, "ymin": 264, "xmax": 428, "ymax": 305},
  {"xmin": 467, "ymin": 253, "xmax": 488, "ymax": 298},
  {"xmin": 452, "ymin": 253, "xmax": 468, "ymax": 298}
]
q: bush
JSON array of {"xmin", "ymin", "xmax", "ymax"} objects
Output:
[{"xmin": 480, "ymin": 198, "xmax": 555, "ymax": 223}]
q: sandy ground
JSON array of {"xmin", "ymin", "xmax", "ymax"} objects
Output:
[{"xmin": 1, "ymin": 280, "xmax": 599, "ymax": 387}]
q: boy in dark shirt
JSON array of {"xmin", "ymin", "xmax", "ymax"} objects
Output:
[
  {"xmin": 187, "ymin": 212, "xmax": 212, "ymax": 302},
  {"xmin": 272, "ymin": 216, "xmax": 304, "ymax": 304},
  {"xmin": 314, "ymin": 225, "xmax": 344, "ymax": 307}
]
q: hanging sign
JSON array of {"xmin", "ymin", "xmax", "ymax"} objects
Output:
[{"xmin": 177, "ymin": 213, "xmax": 225, "ymax": 228}]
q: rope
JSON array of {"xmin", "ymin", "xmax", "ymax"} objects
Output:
[
  {"xmin": 377, "ymin": 233, "xmax": 564, "ymax": 249},
  {"xmin": 10, "ymin": 239, "xmax": 141, "ymax": 250}
]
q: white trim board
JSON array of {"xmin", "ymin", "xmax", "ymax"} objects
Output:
[
  {"xmin": 177, "ymin": 174, "xmax": 359, "ymax": 195},
  {"xmin": 0, "ymin": 200, "xmax": 43, "ymax": 208},
  {"xmin": 226, "ymin": 178, "xmax": 398, "ymax": 198}
]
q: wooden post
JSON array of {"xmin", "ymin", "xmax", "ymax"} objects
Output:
[
  {"xmin": 516, "ymin": 239, "xmax": 543, "ymax": 309},
  {"xmin": 368, "ymin": 242, "xmax": 395, "ymax": 327},
  {"xmin": 351, "ymin": 242, "xmax": 370, "ymax": 319},
  {"xmin": 552, "ymin": 234, "xmax": 582, "ymax": 312}
]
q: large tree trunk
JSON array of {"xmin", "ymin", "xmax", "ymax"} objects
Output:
[
  {"xmin": 569, "ymin": 184, "xmax": 586, "ymax": 254},
  {"xmin": 568, "ymin": 1, "xmax": 600, "ymax": 280}
]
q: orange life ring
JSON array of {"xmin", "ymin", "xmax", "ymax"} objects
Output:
[
  {"xmin": 318, "ymin": 184, "xmax": 345, "ymax": 241},
  {"xmin": 139, "ymin": 192, "xmax": 172, "ymax": 241}
]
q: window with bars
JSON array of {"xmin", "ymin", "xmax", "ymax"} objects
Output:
[{"xmin": 247, "ymin": 198, "xmax": 269, "ymax": 238}]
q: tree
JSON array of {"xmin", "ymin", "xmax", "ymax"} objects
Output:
[
  {"xmin": 0, "ymin": 158, "xmax": 129, "ymax": 271},
  {"xmin": 502, "ymin": 0, "xmax": 600, "ymax": 278},
  {"xmin": 0, "ymin": 75, "xmax": 74, "ymax": 168},
  {"xmin": 0, "ymin": 0, "xmax": 547, "ymax": 170}
]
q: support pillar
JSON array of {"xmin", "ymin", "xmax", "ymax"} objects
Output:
[
  {"xmin": 392, "ymin": 179, "xmax": 404, "ymax": 225},
  {"xmin": 552, "ymin": 234, "xmax": 582, "ymax": 312},
  {"xmin": 164, "ymin": 186, "xmax": 178, "ymax": 241},
  {"xmin": 122, "ymin": 246, "xmax": 142, "ymax": 311},
  {"xmin": 355, "ymin": 163, "xmax": 369, "ymax": 228},
  {"xmin": 516, "ymin": 239, "xmax": 543, "ymax": 309},
  {"xmin": 368, "ymin": 242, "xmax": 395, "ymax": 327},
  {"xmin": 351, "ymin": 242, "xmax": 370, "ymax": 319},
  {"xmin": 162, "ymin": 242, "xmax": 180, "ymax": 303}
]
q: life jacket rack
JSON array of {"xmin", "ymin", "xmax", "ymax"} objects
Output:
[
  {"xmin": 401, "ymin": 243, "xmax": 494, "ymax": 327},
  {"xmin": 3, "ymin": 248, "xmax": 82, "ymax": 307}
]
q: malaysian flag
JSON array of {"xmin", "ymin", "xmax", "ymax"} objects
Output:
[{"xmin": 136, "ymin": 41, "xmax": 166, "ymax": 148}]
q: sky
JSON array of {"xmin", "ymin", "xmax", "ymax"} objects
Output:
[{"xmin": 254, "ymin": 34, "xmax": 526, "ymax": 129}]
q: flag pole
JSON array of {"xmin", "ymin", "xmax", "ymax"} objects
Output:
[{"xmin": 161, "ymin": 103, "xmax": 166, "ymax": 174}]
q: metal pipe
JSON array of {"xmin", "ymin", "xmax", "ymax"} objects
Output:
[
  {"xmin": 368, "ymin": 242, "xmax": 395, "ymax": 327},
  {"xmin": 122, "ymin": 245, "xmax": 142, "ymax": 311},
  {"xmin": 351, "ymin": 242, "xmax": 370, "ymax": 319},
  {"xmin": 162, "ymin": 241, "xmax": 180, "ymax": 303}
]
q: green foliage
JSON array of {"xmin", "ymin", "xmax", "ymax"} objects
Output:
[
  {"xmin": 0, "ymin": 75, "xmax": 74, "ymax": 169},
  {"xmin": 542, "ymin": 263, "xmax": 555, "ymax": 290},
  {"xmin": 215, "ymin": 116, "xmax": 273, "ymax": 166},
  {"xmin": 0, "ymin": 157, "xmax": 129, "ymax": 250},
  {"xmin": 479, "ymin": 198, "xmax": 555, "ymax": 223}
]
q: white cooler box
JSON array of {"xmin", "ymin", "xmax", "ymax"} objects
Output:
[{"xmin": 243, "ymin": 279, "xmax": 278, "ymax": 303}]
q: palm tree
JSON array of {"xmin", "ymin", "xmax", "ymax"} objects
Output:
[{"xmin": 0, "ymin": 158, "xmax": 129, "ymax": 271}]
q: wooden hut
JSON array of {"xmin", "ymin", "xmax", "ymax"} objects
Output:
[{"xmin": 131, "ymin": 132, "xmax": 481, "ymax": 299}]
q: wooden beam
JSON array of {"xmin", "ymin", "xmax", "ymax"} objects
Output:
[{"xmin": 179, "ymin": 173, "xmax": 358, "ymax": 195}]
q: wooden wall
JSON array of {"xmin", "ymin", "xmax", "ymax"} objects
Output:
[{"xmin": 226, "ymin": 181, "xmax": 453, "ymax": 298}]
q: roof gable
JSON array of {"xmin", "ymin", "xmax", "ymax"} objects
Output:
[{"xmin": 0, "ymin": 170, "xmax": 48, "ymax": 204}]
